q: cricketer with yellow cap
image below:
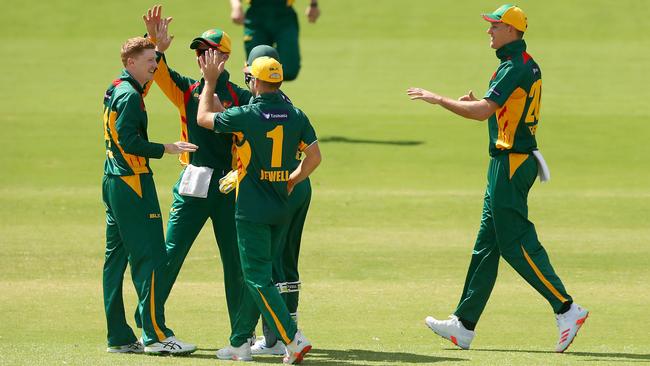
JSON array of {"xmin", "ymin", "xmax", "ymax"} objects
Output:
[
  {"xmin": 407, "ymin": 4, "xmax": 588, "ymax": 352},
  {"xmin": 140, "ymin": 5, "xmax": 254, "ymax": 350},
  {"xmin": 196, "ymin": 49, "xmax": 321, "ymax": 364},
  {"xmin": 234, "ymin": 45, "xmax": 314, "ymax": 357}
]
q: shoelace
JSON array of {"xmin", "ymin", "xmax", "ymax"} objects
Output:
[{"xmin": 161, "ymin": 341, "xmax": 183, "ymax": 350}]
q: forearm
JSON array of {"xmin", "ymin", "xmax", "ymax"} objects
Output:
[
  {"xmin": 290, "ymin": 151, "xmax": 321, "ymax": 186},
  {"xmin": 437, "ymin": 97, "xmax": 492, "ymax": 121},
  {"xmin": 197, "ymin": 80, "xmax": 218, "ymax": 129},
  {"xmin": 121, "ymin": 135, "xmax": 166, "ymax": 158}
]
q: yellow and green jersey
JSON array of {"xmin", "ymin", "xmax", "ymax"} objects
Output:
[
  {"xmin": 102, "ymin": 70, "xmax": 165, "ymax": 177},
  {"xmin": 212, "ymin": 92, "xmax": 317, "ymax": 224},
  {"xmin": 153, "ymin": 52, "xmax": 252, "ymax": 172},
  {"xmin": 484, "ymin": 39, "xmax": 542, "ymax": 157}
]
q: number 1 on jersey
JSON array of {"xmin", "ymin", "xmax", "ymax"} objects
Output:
[{"xmin": 266, "ymin": 125, "xmax": 284, "ymax": 167}]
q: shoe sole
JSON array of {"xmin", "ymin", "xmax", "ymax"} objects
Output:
[
  {"xmin": 106, "ymin": 348, "xmax": 143, "ymax": 354},
  {"xmin": 216, "ymin": 355, "xmax": 253, "ymax": 361},
  {"xmin": 145, "ymin": 348, "xmax": 197, "ymax": 356},
  {"xmin": 425, "ymin": 320, "xmax": 470, "ymax": 350},
  {"xmin": 252, "ymin": 350, "xmax": 286, "ymax": 355},
  {"xmin": 556, "ymin": 312, "xmax": 589, "ymax": 353},
  {"xmin": 284, "ymin": 345, "xmax": 312, "ymax": 364},
  {"xmin": 252, "ymin": 346, "xmax": 286, "ymax": 356}
]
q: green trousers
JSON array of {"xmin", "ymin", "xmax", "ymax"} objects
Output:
[
  {"xmin": 244, "ymin": 5, "xmax": 300, "ymax": 80},
  {"xmin": 454, "ymin": 153, "xmax": 572, "ymax": 324},
  {"xmin": 102, "ymin": 174, "xmax": 174, "ymax": 347},
  {"xmin": 263, "ymin": 179, "xmax": 311, "ymax": 345},
  {"xmin": 134, "ymin": 168, "xmax": 245, "ymax": 335},
  {"xmin": 230, "ymin": 219, "xmax": 298, "ymax": 347}
]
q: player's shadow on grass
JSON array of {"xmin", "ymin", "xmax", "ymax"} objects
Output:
[
  {"xmin": 196, "ymin": 348, "xmax": 466, "ymax": 364},
  {"xmin": 469, "ymin": 348, "xmax": 650, "ymax": 362},
  {"xmin": 319, "ymin": 135, "xmax": 424, "ymax": 146},
  {"xmin": 275, "ymin": 348, "xmax": 466, "ymax": 364}
]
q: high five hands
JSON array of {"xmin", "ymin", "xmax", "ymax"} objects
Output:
[{"xmin": 143, "ymin": 5, "xmax": 174, "ymax": 53}]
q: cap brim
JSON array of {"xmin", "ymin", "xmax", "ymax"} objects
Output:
[
  {"xmin": 189, "ymin": 38, "xmax": 207, "ymax": 49},
  {"xmin": 189, "ymin": 37, "xmax": 223, "ymax": 49},
  {"xmin": 482, "ymin": 14, "xmax": 502, "ymax": 23}
]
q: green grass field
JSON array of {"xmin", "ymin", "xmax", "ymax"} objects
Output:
[{"xmin": 1, "ymin": 0, "xmax": 649, "ymax": 365}]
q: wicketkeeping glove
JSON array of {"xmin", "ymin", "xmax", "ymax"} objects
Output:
[{"xmin": 218, "ymin": 169, "xmax": 238, "ymax": 194}]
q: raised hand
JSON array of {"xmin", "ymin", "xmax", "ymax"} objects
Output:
[
  {"xmin": 155, "ymin": 17, "xmax": 174, "ymax": 53},
  {"xmin": 143, "ymin": 5, "xmax": 162, "ymax": 40},
  {"xmin": 198, "ymin": 49, "xmax": 225, "ymax": 83},
  {"xmin": 142, "ymin": 5, "xmax": 173, "ymax": 49}
]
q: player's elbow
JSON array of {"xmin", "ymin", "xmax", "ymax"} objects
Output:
[
  {"xmin": 196, "ymin": 112, "xmax": 212, "ymax": 129},
  {"xmin": 307, "ymin": 147, "xmax": 322, "ymax": 168},
  {"xmin": 473, "ymin": 99, "xmax": 498, "ymax": 121}
]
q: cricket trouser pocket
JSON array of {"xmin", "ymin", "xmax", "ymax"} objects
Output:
[{"xmin": 178, "ymin": 164, "xmax": 213, "ymax": 198}]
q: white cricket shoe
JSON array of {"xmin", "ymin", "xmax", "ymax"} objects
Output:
[
  {"xmin": 144, "ymin": 336, "xmax": 196, "ymax": 355},
  {"xmin": 251, "ymin": 336, "xmax": 287, "ymax": 355},
  {"xmin": 555, "ymin": 303, "xmax": 589, "ymax": 352},
  {"xmin": 283, "ymin": 330, "xmax": 311, "ymax": 364},
  {"xmin": 425, "ymin": 315, "xmax": 475, "ymax": 350},
  {"xmin": 216, "ymin": 341, "xmax": 253, "ymax": 361},
  {"xmin": 106, "ymin": 340, "xmax": 144, "ymax": 353}
]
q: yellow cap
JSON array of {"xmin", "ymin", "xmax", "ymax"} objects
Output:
[
  {"xmin": 250, "ymin": 56, "xmax": 283, "ymax": 83},
  {"xmin": 482, "ymin": 4, "xmax": 528, "ymax": 32}
]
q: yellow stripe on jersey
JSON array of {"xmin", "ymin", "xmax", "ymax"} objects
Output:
[
  {"xmin": 153, "ymin": 57, "xmax": 185, "ymax": 109},
  {"xmin": 107, "ymin": 110, "xmax": 150, "ymax": 175},
  {"xmin": 298, "ymin": 140, "xmax": 308, "ymax": 152},
  {"xmin": 495, "ymin": 87, "xmax": 527, "ymax": 150}
]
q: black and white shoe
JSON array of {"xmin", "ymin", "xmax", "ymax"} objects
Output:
[
  {"xmin": 144, "ymin": 336, "xmax": 196, "ymax": 355},
  {"xmin": 106, "ymin": 340, "xmax": 144, "ymax": 353}
]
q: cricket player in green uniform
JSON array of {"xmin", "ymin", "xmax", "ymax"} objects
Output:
[
  {"xmin": 407, "ymin": 4, "xmax": 588, "ymax": 352},
  {"xmin": 102, "ymin": 36, "xmax": 197, "ymax": 355},
  {"xmin": 229, "ymin": 0, "xmax": 321, "ymax": 81},
  {"xmin": 240, "ymin": 45, "xmax": 312, "ymax": 356},
  {"xmin": 197, "ymin": 51, "xmax": 321, "ymax": 364},
  {"xmin": 137, "ymin": 7, "xmax": 252, "ymax": 337}
]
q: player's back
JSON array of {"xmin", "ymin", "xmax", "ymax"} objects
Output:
[{"xmin": 232, "ymin": 92, "xmax": 316, "ymax": 225}]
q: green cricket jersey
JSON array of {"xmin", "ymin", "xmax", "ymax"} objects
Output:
[
  {"xmin": 248, "ymin": 0, "xmax": 296, "ymax": 8},
  {"xmin": 153, "ymin": 52, "xmax": 252, "ymax": 172},
  {"xmin": 484, "ymin": 39, "xmax": 542, "ymax": 157},
  {"xmin": 103, "ymin": 70, "xmax": 164, "ymax": 177},
  {"xmin": 212, "ymin": 92, "xmax": 317, "ymax": 224}
]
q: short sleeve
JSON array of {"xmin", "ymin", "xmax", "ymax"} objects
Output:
[
  {"xmin": 484, "ymin": 63, "xmax": 525, "ymax": 106},
  {"xmin": 298, "ymin": 114, "xmax": 318, "ymax": 152},
  {"xmin": 213, "ymin": 106, "xmax": 247, "ymax": 134}
]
